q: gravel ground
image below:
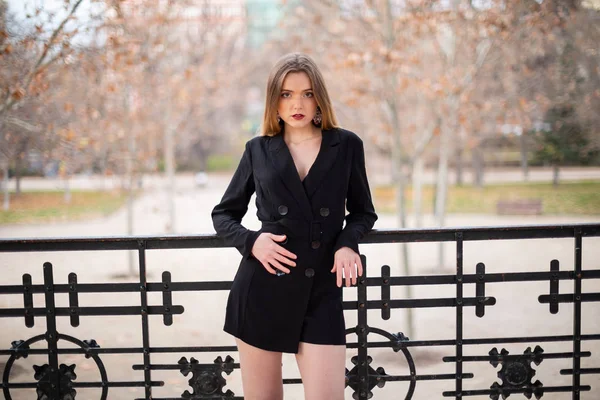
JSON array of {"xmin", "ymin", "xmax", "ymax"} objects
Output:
[{"xmin": 1, "ymin": 174, "xmax": 599, "ymax": 400}]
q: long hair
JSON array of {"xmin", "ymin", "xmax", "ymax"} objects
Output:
[{"xmin": 261, "ymin": 53, "xmax": 339, "ymax": 136}]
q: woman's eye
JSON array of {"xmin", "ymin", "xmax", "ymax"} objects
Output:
[
  {"xmin": 304, "ymin": 92, "xmax": 313, "ymax": 98},
  {"xmin": 281, "ymin": 93, "xmax": 290, "ymax": 98}
]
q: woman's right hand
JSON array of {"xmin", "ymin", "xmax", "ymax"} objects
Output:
[{"xmin": 251, "ymin": 233, "xmax": 297, "ymax": 274}]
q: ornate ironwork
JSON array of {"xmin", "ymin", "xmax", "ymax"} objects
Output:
[
  {"xmin": 178, "ymin": 356, "xmax": 235, "ymax": 398},
  {"xmin": 489, "ymin": 347, "xmax": 544, "ymax": 399},
  {"xmin": 34, "ymin": 363, "xmax": 77, "ymax": 400},
  {"xmin": 345, "ymin": 355, "xmax": 386, "ymax": 399},
  {"xmin": 2, "ymin": 333, "xmax": 111, "ymax": 399},
  {"xmin": 10, "ymin": 340, "xmax": 29, "ymax": 360},
  {"xmin": 82, "ymin": 339, "xmax": 100, "ymax": 359},
  {"xmin": 0, "ymin": 223, "xmax": 598, "ymax": 399}
]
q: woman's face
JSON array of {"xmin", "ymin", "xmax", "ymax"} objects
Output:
[{"xmin": 277, "ymin": 71, "xmax": 318, "ymax": 130}]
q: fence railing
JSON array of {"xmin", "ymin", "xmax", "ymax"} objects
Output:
[{"xmin": 1, "ymin": 223, "xmax": 599, "ymax": 399}]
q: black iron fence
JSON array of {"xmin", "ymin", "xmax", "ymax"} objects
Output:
[{"xmin": 0, "ymin": 223, "xmax": 599, "ymax": 399}]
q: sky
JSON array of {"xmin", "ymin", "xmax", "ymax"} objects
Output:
[{"xmin": 5, "ymin": 0, "xmax": 106, "ymax": 45}]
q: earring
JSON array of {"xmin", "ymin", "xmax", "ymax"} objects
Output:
[
  {"xmin": 277, "ymin": 112, "xmax": 282, "ymax": 123},
  {"xmin": 313, "ymin": 108, "xmax": 322, "ymax": 125}
]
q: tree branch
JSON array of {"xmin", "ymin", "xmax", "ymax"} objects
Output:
[
  {"xmin": 462, "ymin": 37, "xmax": 494, "ymax": 89},
  {"xmin": 6, "ymin": 116, "xmax": 42, "ymax": 133},
  {"xmin": 411, "ymin": 120, "xmax": 439, "ymax": 163},
  {"xmin": 0, "ymin": 0, "xmax": 85, "ymax": 116}
]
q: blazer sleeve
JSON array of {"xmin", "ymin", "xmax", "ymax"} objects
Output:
[
  {"xmin": 211, "ymin": 141, "xmax": 262, "ymax": 259},
  {"xmin": 333, "ymin": 136, "xmax": 378, "ymax": 255}
]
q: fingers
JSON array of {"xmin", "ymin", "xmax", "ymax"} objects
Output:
[
  {"xmin": 261, "ymin": 259, "xmax": 289, "ymax": 275},
  {"xmin": 253, "ymin": 234, "xmax": 297, "ymax": 275},
  {"xmin": 268, "ymin": 258, "xmax": 290, "ymax": 274},
  {"xmin": 273, "ymin": 252, "xmax": 296, "ymax": 267},
  {"xmin": 332, "ymin": 255, "xmax": 363, "ymax": 287},
  {"xmin": 270, "ymin": 234, "xmax": 297, "ymax": 260},
  {"xmin": 260, "ymin": 260, "xmax": 277, "ymax": 275},
  {"xmin": 275, "ymin": 246, "xmax": 297, "ymax": 260},
  {"xmin": 344, "ymin": 260, "xmax": 352, "ymax": 287},
  {"xmin": 257, "ymin": 242, "xmax": 291, "ymax": 274},
  {"xmin": 270, "ymin": 233, "xmax": 287, "ymax": 242},
  {"xmin": 356, "ymin": 255, "xmax": 363, "ymax": 278},
  {"xmin": 263, "ymin": 235, "xmax": 364, "ymax": 282},
  {"xmin": 349, "ymin": 254, "xmax": 361, "ymax": 285}
]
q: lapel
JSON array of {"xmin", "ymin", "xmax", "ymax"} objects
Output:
[
  {"xmin": 303, "ymin": 128, "xmax": 340, "ymax": 198},
  {"xmin": 268, "ymin": 128, "xmax": 340, "ymax": 221}
]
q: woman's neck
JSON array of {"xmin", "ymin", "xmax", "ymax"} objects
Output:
[{"xmin": 283, "ymin": 124, "xmax": 320, "ymax": 144}]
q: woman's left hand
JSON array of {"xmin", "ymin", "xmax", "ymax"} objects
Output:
[{"xmin": 331, "ymin": 247, "xmax": 363, "ymax": 288}]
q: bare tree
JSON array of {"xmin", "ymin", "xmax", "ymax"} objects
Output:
[{"xmin": 0, "ymin": 0, "xmax": 88, "ymax": 209}]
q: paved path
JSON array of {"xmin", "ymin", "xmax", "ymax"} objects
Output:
[
  {"xmin": 3, "ymin": 166, "xmax": 600, "ymax": 192},
  {"xmin": 0, "ymin": 177, "xmax": 599, "ymax": 399}
]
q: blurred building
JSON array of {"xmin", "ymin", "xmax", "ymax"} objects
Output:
[
  {"xmin": 245, "ymin": 0, "xmax": 281, "ymax": 48},
  {"xmin": 584, "ymin": 0, "xmax": 600, "ymax": 9}
]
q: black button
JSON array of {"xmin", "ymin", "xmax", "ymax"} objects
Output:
[
  {"xmin": 320, "ymin": 207, "xmax": 330, "ymax": 217},
  {"xmin": 305, "ymin": 268, "xmax": 315, "ymax": 278},
  {"xmin": 311, "ymin": 240, "xmax": 321, "ymax": 249},
  {"xmin": 278, "ymin": 205, "xmax": 288, "ymax": 216}
]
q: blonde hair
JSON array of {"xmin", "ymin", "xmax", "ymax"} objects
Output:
[{"xmin": 261, "ymin": 53, "xmax": 339, "ymax": 136}]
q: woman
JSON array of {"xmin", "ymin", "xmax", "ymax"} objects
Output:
[{"xmin": 211, "ymin": 52, "xmax": 377, "ymax": 400}]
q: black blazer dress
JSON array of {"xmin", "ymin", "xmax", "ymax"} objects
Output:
[{"xmin": 211, "ymin": 127, "xmax": 378, "ymax": 353}]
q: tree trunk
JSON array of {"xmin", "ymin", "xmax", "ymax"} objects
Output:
[
  {"xmin": 63, "ymin": 176, "xmax": 71, "ymax": 204},
  {"xmin": 434, "ymin": 15, "xmax": 458, "ymax": 271},
  {"xmin": 412, "ymin": 156, "xmax": 424, "ymax": 228},
  {"xmin": 455, "ymin": 146, "xmax": 463, "ymax": 186},
  {"xmin": 124, "ymin": 84, "xmax": 136, "ymax": 276},
  {"xmin": 165, "ymin": 123, "xmax": 176, "ymax": 234},
  {"xmin": 553, "ymin": 164, "xmax": 560, "ymax": 187},
  {"xmin": 435, "ymin": 123, "xmax": 451, "ymax": 270},
  {"xmin": 15, "ymin": 157, "xmax": 22, "ymax": 195},
  {"xmin": 384, "ymin": 0, "xmax": 413, "ymax": 338},
  {"xmin": 389, "ymin": 97, "xmax": 414, "ymax": 339},
  {"xmin": 127, "ymin": 134, "xmax": 135, "ymax": 275},
  {"xmin": 3, "ymin": 162, "xmax": 9, "ymax": 211},
  {"xmin": 60, "ymin": 151, "xmax": 71, "ymax": 204},
  {"xmin": 520, "ymin": 132, "xmax": 529, "ymax": 182},
  {"xmin": 198, "ymin": 140, "xmax": 208, "ymax": 171},
  {"xmin": 472, "ymin": 144, "xmax": 484, "ymax": 188}
]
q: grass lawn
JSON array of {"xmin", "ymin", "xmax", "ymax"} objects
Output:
[
  {"xmin": 373, "ymin": 181, "xmax": 600, "ymax": 215},
  {"xmin": 0, "ymin": 190, "xmax": 132, "ymax": 225},
  {"xmin": 1, "ymin": 181, "xmax": 598, "ymax": 225}
]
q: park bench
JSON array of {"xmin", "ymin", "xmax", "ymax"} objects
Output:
[{"xmin": 496, "ymin": 198, "xmax": 543, "ymax": 215}]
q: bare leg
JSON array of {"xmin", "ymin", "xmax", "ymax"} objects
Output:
[
  {"xmin": 295, "ymin": 342, "xmax": 346, "ymax": 400},
  {"xmin": 235, "ymin": 338, "xmax": 284, "ymax": 400}
]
